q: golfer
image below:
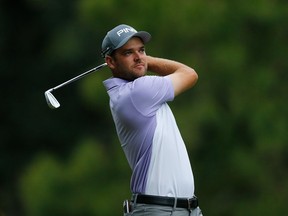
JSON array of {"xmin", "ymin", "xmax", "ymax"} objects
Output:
[{"xmin": 102, "ymin": 24, "xmax": 203, "ymax": 216}]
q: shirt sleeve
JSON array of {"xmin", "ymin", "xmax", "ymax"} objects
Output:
[{"xmin": 130, "ymin": 76, "xmax": 174, "ymax": 116}]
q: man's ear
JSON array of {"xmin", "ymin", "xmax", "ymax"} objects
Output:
[{"xmin": 105, "ymin": 56, "xmax": 116, "ymax": 69}]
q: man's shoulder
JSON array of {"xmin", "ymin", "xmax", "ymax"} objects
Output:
[
  {"xmin": 131, "ymin": 75, "xmax": 174, "ymax": 102},
  {"xmin": 133, "ymin": 75, "xmax": 170, "ymax": 88}
]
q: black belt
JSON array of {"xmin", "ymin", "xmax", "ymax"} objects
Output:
[{"xmin": 133, "ymin": 194, "xmax": 198, "ymax": 210}]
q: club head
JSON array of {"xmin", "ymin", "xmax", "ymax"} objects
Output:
[{"xmin": 44, "ymin": 90, "xmax": 60, "ymax": 109}]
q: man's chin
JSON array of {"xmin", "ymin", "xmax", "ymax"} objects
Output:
[
  {"xmin": 132, "ymin": 68, "xmax": 146, "ymax": 77},
  {"xmin": 119, "ymin": 69, "xmax": 146, "ymax": 81}
]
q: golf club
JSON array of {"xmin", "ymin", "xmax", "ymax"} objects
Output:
[{"xmin": 44, "ymin": 62, "xmax": 107, "ymax": 109}]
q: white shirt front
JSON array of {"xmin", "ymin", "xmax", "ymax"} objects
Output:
[{"xmin": 145, "ymin": 103, "xmax": 194, "ymax": 197}]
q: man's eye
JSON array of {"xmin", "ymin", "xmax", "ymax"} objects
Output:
[
  {"xmin": 140, "ymin": 48, "xmax": 145, "ymax": 53},
  {"xmin": 124, "ymin": 51, "xmax": 132, "ymax": 56}
]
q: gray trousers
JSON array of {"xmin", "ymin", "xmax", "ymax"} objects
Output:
[{"xmin": 124, "ymin": 203, "xmax": 203, "ymax": 216}]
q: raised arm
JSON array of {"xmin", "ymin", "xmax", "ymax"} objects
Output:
[{"xmin": 146, "ymin": 56, "xmax": 198, "ymax": 96}]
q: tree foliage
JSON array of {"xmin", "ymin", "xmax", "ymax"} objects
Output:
[{"xmin": 1, "ymin": 0, "xmax": 288, "ymax": 215}]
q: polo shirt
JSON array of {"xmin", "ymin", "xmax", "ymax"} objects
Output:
[{"xmin": 103, "ymin": 75, "xmax": 194, "ymax": 198}]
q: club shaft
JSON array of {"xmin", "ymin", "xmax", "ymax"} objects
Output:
[{"xmin": 51, "ymin": 63, "xmax": 107, "ymax": 91}]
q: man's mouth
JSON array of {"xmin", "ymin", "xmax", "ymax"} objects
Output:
[{"xmin": 134, "ymin": 63, "xmax": 145, "ymax": 69}]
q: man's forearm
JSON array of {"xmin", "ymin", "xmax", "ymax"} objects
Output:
[
  {"xmin": 146, "ymin": 55, "xmax": 192, "ymax": 76},
  {"xmin": 146, "ymin": 55, "xmax": 198, "ymax": 96}
]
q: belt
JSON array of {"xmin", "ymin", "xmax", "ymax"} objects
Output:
[{"xmin": 133, "ymin": 194, "xmax": 198, "ymax": 210}]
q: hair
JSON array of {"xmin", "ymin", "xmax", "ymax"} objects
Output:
[{"xmin": 106, "ymin": 50, "xmax": 117, "ymax": 61}]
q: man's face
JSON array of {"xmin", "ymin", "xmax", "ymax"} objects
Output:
[{"xmin": 106, "ymin": 37, "xmax": 148, "ymax": 81}]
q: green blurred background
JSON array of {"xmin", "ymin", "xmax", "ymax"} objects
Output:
[{"xmin": 1, "ymin": 0, "xmax": 288, "ymax": 215}]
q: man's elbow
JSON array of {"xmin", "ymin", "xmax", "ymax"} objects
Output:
[{"xmin": 189, "ymin": 68, "xmax": 198, "ymax": 87}]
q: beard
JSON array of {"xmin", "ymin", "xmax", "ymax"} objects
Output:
[{"xmin": 114, "ymin": 62, "xmax": 147, "ymax": 81}]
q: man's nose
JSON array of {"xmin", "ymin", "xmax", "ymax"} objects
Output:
[{"xmin": 134, "ymin": 51, "xmax": 142, "ymax": 61}]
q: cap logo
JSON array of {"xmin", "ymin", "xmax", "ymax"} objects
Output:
[{"xmin": 116, "ymin": 27, "xmax": 137, "ymax": 37}]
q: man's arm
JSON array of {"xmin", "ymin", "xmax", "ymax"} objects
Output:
[{"xmin": 146, "ymin": 56, "xmax": 198, "ymax": 96}]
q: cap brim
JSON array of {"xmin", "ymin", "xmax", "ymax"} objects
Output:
[{"xmin": 115, "ymin": 31, "xmax": 151, "ymax": 50}]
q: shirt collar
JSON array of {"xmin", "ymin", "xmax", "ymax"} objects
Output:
[{"xmin": 103, "ymin": 77, "xmax": 129, "ymax": 91}]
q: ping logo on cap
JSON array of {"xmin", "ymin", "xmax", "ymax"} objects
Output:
[{"xmin": 117, "ymin": 27, "xmax": 137, "ymax": 37}]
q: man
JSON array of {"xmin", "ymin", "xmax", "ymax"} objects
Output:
[{"xmin": 101, "ymin": 24, "xmax": 203, "ymax": 216}]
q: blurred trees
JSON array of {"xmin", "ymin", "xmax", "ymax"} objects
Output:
[
  {"xmin": 20, "ymin": 139, "xmax": 130, "ymax": 215},
  {"xmin": 1, "ymin": 0, "xmax": 288, "ymax": 215}
]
